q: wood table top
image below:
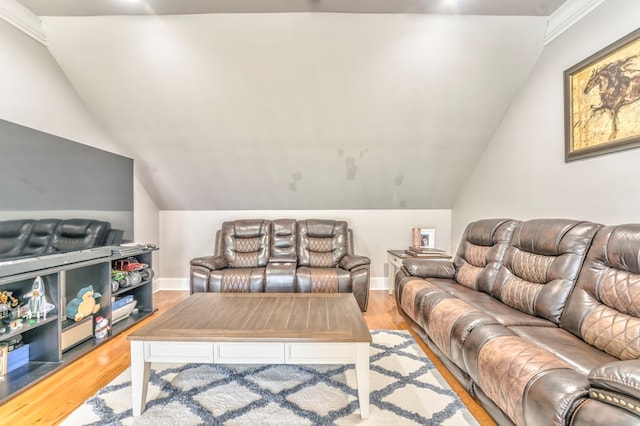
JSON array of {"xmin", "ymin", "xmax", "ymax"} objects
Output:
[{"xmin": 128, "ymin": 293, "xmax": 372, "ymax": 343}]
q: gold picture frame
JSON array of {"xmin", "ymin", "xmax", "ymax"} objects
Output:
[{"xmin": 564, "ymin": 28, "xmax": 640, "ymax": 162}]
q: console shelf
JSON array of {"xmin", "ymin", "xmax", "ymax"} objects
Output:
[{"xmin": 0, "ymin": 247, "xmax": 157, "ymax": 404}]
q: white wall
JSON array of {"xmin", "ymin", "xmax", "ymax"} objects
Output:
[
  {"xmin": 0, "ymin": 17, "xmax": 119, "ymax": 154},
  {"xmin": 0, "ymin": 16, "xmax": 160, "ymax": 263},
  {"xmin": 452, "ymin": 0, "xmax": 640, "ymax": 242},
  {"xmin": 158, "ymin": 209, "xmax": 451, "ymax": 291}
]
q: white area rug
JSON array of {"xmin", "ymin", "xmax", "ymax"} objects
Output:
[{"xmin": 62, "ymin": 330, "xmax": 479, "ymax": 425}]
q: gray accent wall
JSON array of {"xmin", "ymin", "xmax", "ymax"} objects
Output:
[
  {"xmin": 451, "ymin": 0, "xmax": 640, "ymax": 244},
  {"xmin": 0, "ymin": 118, "xmax": 134, "ymax": 238}
]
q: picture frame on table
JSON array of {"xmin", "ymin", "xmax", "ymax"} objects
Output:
[
  {"xmin": 419, "ymin": 229, "xmax": 435, "ymax": 249},
  {"xmin": 564, "ymin": 27, "xmax": 640, "ymax": 162}
]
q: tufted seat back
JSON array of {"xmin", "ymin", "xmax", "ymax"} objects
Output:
[
  {"xmin": 220, "ymin": 219, "xmax": 271, "ymax": 269},
  {"xmin": 297, "ymin": 219, "xmax": 349, "ymax": 267},
  {"xmin": 561, "ymin": 224, "xmax": 640, "ymax": 360},
  {"xmin": 490, "ymin": 219, "xmax": 601, "ymax": 324},
  {"xmin": 453, "ymin": 218, "xmax": 520, "ymax": 291}
]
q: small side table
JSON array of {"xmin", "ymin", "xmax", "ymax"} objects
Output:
[{"xmin": 387, "ymin": 249, "xmax": 451, "ymax": 294}]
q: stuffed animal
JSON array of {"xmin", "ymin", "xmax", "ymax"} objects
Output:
[{"xmin": 66, "ymin": 285, "xmax": 102, "ymax": 322}]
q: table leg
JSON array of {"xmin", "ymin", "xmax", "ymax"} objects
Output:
[
  {"xmin": 387, "ymin": 260, "xmax": 396, "ymax": 295},
  {"xmin": 131, "ymin": 340, "xmax": 150, "ymax": 416},
  {"xmin": 355, "ymin": 342, "xmax": 370, "ymax": 419}
]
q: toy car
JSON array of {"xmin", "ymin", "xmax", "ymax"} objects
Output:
[
  {"xmin": 113, "ymin": 257, "xmax": 154, "ymax": 282},
  {"xmin": 111, "ymin": 270, "xmax": 127, "ymax": 292}
]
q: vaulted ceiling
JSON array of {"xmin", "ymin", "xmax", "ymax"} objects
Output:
[{"xmin": 17, "ymin": 0, "xmax": 567, "ymax": 210}]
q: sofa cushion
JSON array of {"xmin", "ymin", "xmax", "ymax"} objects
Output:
[
  {"xmin": 429, "ymin": 278, "xmax": 557, "ymax": 327},
  {"xmin": 23, "ymin": 219, "xmax": 60, "ymax": 255},
  {"xmin": 0, "ymin": 219, "xmax": 34, "ymax": 258},
  {"xmin": 295, "ymin": 266, "xmax": 351, "ymax": 294},
  {"xmin": 208, "ymin": 268, "xmax": 265, "ymax": 292},
  {"xmin": 561, "ymin": 224, "xmax": 640, "ymax": 361},
  {"xmin": 453, "ymin": 219, "xmax": 520, "ymax": 290},
  {"xmin": 48, "ymin": 219, "xmax": 111, "ymax": 253},
  {"xmin": 221, "ymin": 219, "xmax": 271, "ymax": 268},
  {"xmin": 509, "ymin": 326, "xmax": 617, "ymax": 375},
  {"xmin": 271, "ymin": 219, "xmax": 297, "ymax": 260},
  {"xmin": 297, "ymin": 220, "xmax": 349, "ymax": 268},
  {"xmin": 489, "ymin": 219, "xmax": 601, "ymax": 324}
]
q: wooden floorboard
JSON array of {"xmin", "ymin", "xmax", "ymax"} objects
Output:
[{"xmin": 0, "ymin": 290, "xmax": 494, "ymax": 425}]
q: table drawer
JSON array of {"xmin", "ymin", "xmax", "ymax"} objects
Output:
[
  {"xmin": 214, "ymin": 342, "xmax": 285, "ymax": 363},
  {"xmin": 145, "ymin": 341, "xmax": 214, "ymax": 363},
  {"xmin": 286, "ymin": 343, "xmax": 356, "ymax": 364},
  {"xmin": 388, "ymin": 254, "xmax": 404, "ymax": 268}
]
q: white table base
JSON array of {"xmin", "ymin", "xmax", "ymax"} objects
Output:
[{"xmin": 131, "ymin": 340, "xmax": 370, "ymax": 419}]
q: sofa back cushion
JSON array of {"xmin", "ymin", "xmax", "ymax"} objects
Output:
[
  {"xmin": 561, "ymin": 224, "xmax": 640, "ymax": 360},
  {"xmin": 23, "ymin": 219, "xmax": 61, "ymax": 255},
  {"xmin": 271, "ymin": 219, "xmax": 297, "ymax": 262},
  {"xmin": 490, "ymin": 219, "xmax": 600, "ymax": 324},
  {"xmin": 0, "ymin": 219, "xmax": 35, "ymax": 258},
  {"xmin": 48, "ymin": 219, "xmax": 111, "ymax": 253},
  {"xmin": 221, "ymin": 219, "xmax": 271, "ymax": 268},
  {"xmin": 453, "ymin": 219, "xmax": 520, "ymax": 290},
  {"xmin": 297, "ymin": 219, "xmax": 348, "ymax": 268}
]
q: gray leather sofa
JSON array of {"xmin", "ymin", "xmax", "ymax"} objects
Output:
[
  {"xmin": 395, "ymin": 218, "xmax": 640, "ymax": 425},
  {"xmin": 0, "ymin": 218, "xmax": 123, "ymax": 259},
  {"xmin": 190, "ymin": 219, "xmax": 371, "ymax": 311}
]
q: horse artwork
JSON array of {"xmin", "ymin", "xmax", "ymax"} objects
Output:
[{"xmin": 565, "ymin": 28, "xmax": 640, "ymax": 161}]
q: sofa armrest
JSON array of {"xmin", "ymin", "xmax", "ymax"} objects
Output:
[
  {"xmin": 339, "ymin": 254, "xmax": 371, "ymax": 271},
  {"xmin": 403, "ymin": 258, "xmax": 455, "ymax": 279},
  {"xmin": 190, "ymin": 255, "xmax": 227, "ymax": 271},
  {"xmin": 589, "ymin": 360, "xmax": 640, "ymax": 406}
]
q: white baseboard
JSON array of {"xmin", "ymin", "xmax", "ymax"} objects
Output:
[
  {"xmin": 155, "ymin": 277, "xmax": 391, "ymax": 292},
  {"xmin": 154, "ymin": 278, "xmax": 189, "ymax": 291},
  {"xmin": 369, "ymin": 277, "xmax": 389, "ymax": 291}
]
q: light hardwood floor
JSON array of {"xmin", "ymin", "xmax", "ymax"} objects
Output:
[{"xmin": 0, "ymin": 290, "xmax": 495, "ymax": 425}]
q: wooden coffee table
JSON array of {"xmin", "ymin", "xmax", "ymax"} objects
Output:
[{"xmin": 128, "ymin": 293, "xmax": 372, "ymax": 418}]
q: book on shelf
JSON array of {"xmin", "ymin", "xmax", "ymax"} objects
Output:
[{"xmin": 112, "ymin": 295, "xmax": 135, "ymax": 310}]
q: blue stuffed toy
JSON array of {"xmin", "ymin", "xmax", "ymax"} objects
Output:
[{"xmin": 66, "ymin": 285, "xmax": 102, "ymax": 322}]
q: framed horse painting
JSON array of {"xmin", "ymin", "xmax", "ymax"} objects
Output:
[{"xmin": 564, "ymin": 27, "xmax": 640, "ymax": 161}]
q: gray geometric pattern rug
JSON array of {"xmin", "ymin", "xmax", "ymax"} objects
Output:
[{"xmin": 62, "ymin": 330, "xmax": 479, "ymax": 425}]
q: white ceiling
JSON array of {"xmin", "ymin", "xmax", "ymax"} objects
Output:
[
  {"xmin": 19, "ymin": 0, "xmax": 567, "ymax": 16},
  {"xmin": 17, "ymin": 1, "xmax": 567, "ymax": 210}
]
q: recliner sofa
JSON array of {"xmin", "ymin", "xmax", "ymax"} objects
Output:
[
  {"xmin": 190, "ymin": 219, "xmax": 371, "ymax": 311},
  {"xmin": 0, "ymin": 218, "xmax": 123, "ymax": 259},
  {"xmin": 395, "ymin": 218, "xmax": 640, "ymax": 425}
]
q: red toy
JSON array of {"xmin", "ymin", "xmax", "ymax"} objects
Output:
[{"xmin": 113, "ymin": 257, "xmax": 154, "ymax": 282}]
